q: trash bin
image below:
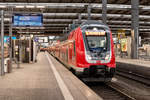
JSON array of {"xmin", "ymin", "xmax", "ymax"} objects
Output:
[
  {"xmin": 4, "ymin": 58, "xmax": 8, "ymax": 73},
  {"xmin": 4, "ymin": 58, "xmax": 12, "ymax": 73}
]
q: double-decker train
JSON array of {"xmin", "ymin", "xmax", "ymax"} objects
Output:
[{"xmin": 49, "ymin": 20, "xmax": 116, "ymax": 82}]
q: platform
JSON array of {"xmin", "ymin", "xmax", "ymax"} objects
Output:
[
  {"xmin": 116, "ymin": 57, "xmax": 150, "ymax": 77},
  {"xmin": 0, "ymin": 52, "xmax": 102, "ymax": 100}
]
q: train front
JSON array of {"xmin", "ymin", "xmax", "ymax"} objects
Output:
[{"xmin": 77, "ymin": 21, "xmax": 116, "ymax": 82}]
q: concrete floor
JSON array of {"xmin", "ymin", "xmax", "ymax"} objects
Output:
[
  {"xmin": 0, "ymin": 52, "xmax": 102, "ymax": 100},
  {"xmin": 0, "ymin": 52, "xmax": 64, "ymax": 100}
]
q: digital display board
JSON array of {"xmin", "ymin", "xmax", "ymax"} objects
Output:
[{"xmin": 12, "ymin": 14, "xmax": 43, "ymax": 27}]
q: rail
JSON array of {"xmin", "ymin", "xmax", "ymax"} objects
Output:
[{"xmin": 116, "ymin": 70, "xmax": 150, "ymax": 86}]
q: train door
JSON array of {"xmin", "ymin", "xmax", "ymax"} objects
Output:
[
  {"xmin": 69, "ymin": 43, "xmax": 72, "ymax": 61},
  {"xmin": 66, "ymin": 47, "xmax": 68, "ymax": 63}
]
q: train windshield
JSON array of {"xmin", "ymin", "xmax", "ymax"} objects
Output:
[
  {"xmin": 85, "ymin": 26, "xmax": 110, "ymax": 53},
  {"xmin": 86, "ymin": 36, "xmax": 107, "ymax": 52}
]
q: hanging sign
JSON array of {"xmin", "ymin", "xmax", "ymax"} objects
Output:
[{"xmin": 12, "ymin": 13, "xmax": 43, "ymax": 27}]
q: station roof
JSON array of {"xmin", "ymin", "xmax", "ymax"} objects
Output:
[{"xmin": 0, "ymin": 0, "xmax": 150, "ymax": 37}]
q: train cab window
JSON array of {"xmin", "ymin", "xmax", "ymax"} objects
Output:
[
  {"xmin": 85, "ymin": 26, "xmax": 108, "ymax": 52},
  {"xmin": 87, "ymin": 36, "xmax": 107, "ymax": 51}
]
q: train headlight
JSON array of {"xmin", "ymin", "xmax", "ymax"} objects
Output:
[
  {"xmin": 105, "ymin": 54, "xmax": 110, "ymax": 60},
  {"xmin": 86, "ymin": 54, "xmax": 97, "ymax": 63},
  {"xmin": 86, "ymin": 54, "xmax": 92, "ymax": 60}
]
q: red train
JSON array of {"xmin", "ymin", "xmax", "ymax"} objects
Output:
[{"xmin": 49, "ymin": 20, "xmax": 116, "ymax": 82}]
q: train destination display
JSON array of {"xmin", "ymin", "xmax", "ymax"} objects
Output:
[
  {"xmin": 12, "ymin": 14, "xmax": 43, "ymax": 27},
  {"xmin": 85, "ymin": 31, "xmax": 106, "ymax": 36}
]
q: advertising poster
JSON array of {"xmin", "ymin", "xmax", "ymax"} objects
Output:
[{"xmin": 120, "ymin": 38, "xmax": 127, "ymax": 52}]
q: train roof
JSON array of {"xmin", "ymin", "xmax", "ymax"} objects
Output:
[{"xmin": 80, "ymin": 20, "xmax": 109, "ymax": 29}]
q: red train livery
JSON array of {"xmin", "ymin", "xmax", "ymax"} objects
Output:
[{"xmin": 49, "ymin": 21, "xmax": 116, "ymax": 82}]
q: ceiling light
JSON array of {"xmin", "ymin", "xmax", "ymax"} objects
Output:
[
  {"xmin": 0, "ymin": 5, "xmax": 6, "ymax": 8},
  {"xmin": 16, "ymin": 6, "xmax": 25, "ymax": 8},
  {"xmin": 36, "ymin": 6, "xmax": 45, "ymax": 8},
  {"xmin": 4, "ymin": 18, "xmax": 10, "ymax": 21},
  {"xmin": 26, "ymin": 5, "xmax": 35, "ymax": 8}
]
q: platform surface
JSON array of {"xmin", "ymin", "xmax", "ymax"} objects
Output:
[
  {"xmin": 116, "ymin": 57, "xmax": 150, "ymax": 77},
  {"xmin": 0, "ymin": 52, "xmax": 102, "ymax": 100},
  {"xmin": 116, "ymin": 57, "xmax": 150, "ymax": 68}
]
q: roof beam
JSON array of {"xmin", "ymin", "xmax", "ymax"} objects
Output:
[
  {"xmin": 0, "ymin": 3, "xmax": 149, "ymax": 11},
  {"xmin": 4, "ymin": 13, "xmax": 150, "ymax": 20},
  {"xmin": 1, "ymin": 18, "xmax": 150, "ymax": 25}
]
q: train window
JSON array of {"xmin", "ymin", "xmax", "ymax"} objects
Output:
[
  {"xmin": 87, "ymin": 36, "xmax": 107, "ymax": 51},
  {"xmin": 86, "ymin": 35, "xmax": 108, "ymax": 52},
  {"xmin": 66, "ymin": 49, "xmax": 68, "ymax": 62},
  {"xmin": 73, "ymin": 41, "xmax": 76, "ymax": 56},
  {"xmin": 84, "ymin": 26, "xmax": 110, "ymax": 52}
]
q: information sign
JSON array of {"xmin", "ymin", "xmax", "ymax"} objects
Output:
[{"xmin": 12, "ymin": 14, "xmax": 43, "ymax": 27}]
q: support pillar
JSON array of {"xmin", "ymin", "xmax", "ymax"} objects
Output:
[
  {"xmin": 87, "ymin": 4, "xmax": 91, "ymax": 20},
  {"xmin": 131, "ymin": 0, "xmax": 139, "ymax": 59},
  {"xmin": 102, "ymin": 0, "xmax": 107, "ymax": 24},
  {"xmin": 65, "ymin": 27, "xmax": 68, "ymax": 34},
  {"xmin": 18, "ymin": 29, "xmax": 22, "ymax": 67},
  {"xmin": 78, "ymin": 13, "xmax": 82, "ymax": 24},
  {"xmin": 9, "ymin": 8, "xmax": 13, "ymax": 72},
  {"xmin": 0, "ymin": 10, "xmax": 4, "ymax": 76}
]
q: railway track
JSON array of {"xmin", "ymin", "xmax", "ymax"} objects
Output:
[
  {"xmin": 86, "ymin": 82, "xmax": 134, "ymax": 100},
  {"xmin": 116, "ymin": 70, "xmax": 150, "ymax": 86}
]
